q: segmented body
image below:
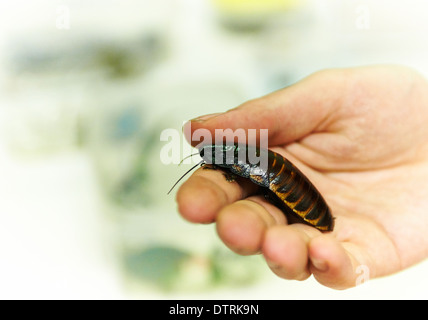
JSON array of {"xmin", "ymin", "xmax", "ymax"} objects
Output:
[{"xmin": 200, "ymin": 144, "xmax": 334, "ymax": 231}]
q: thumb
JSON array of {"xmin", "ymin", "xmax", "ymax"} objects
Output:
[{"xmin": 184, "ymin": 69, "xmax": 344, "ymax": 147}]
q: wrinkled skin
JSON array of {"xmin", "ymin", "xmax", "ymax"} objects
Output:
[{"xmin": 176, "ymin": 65, "xmax": 428, "ymax": 289}]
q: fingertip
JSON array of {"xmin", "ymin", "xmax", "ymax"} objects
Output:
[
  {"xmin": 216, "ymin": 200, "xmax": 274, "ymax": 256},
  {"xmin": 176, "ymin": 176, "xmax": 227, "ymax": 224},
  {"xmin": 262, "ymin": 225, "xmax": 311, "ymax": 281},
  {"xmin": 176, "ymin": 164, "xmax": 257, "ymax": 225},
  {"xmin": 309, "ymin": 235, "xmax": 355, "ymax": 289}
]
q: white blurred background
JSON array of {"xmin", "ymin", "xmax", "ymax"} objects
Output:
[{"xmin": 0, "ymin": 0, "xmax": 427, "ymax": 299}]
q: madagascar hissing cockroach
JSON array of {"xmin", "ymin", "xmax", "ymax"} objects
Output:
[{"xmin": 169, "ymin": 143, "xmax": 334, "ymax": 232}]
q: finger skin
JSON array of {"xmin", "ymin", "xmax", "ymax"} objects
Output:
[
  {"xmin": 309, "ymin": 236, "xmax": 357, "ymax": 289},
  {"xmin": 176, "ymin": 174, "xmax": 230, "ymax": 224},
  {"xmin": 184, "ymin": 68, "xmax": 344, "ymax": 147},
  {"xmin": 262, "ymin": 225, "xmax": 370, "ymax": 289},
  {"xmin": 176, "ymin": 166, "xmax": 258, "ymax": 223},
  {"xmin": 262, "ymin": 225, "xmax": 312, "ymax": 281},
  {"xmin": 216, "ymin": 200, "xmax": 277, "ymax": 255}
]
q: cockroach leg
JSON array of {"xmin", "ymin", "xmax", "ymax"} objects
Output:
[
  {"xmin": 202, "ymin": 164, "xmax": 237, "ymax": 182},
  {"xmin": 223, "ymin": 171, "xmax": 238, "ymax": 182},
  {"xmin": 201, "ymin": 163, "xmax": 217, "ymax": 170}
]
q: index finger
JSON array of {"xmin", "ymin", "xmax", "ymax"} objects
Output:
[{"xmin": 184, "ymin": 69, "xmax": 345, "ymax": 148}]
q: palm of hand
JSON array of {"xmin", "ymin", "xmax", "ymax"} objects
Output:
[
  {"xmin": 178, "ymin": 66, "xmax": 428, "ymax": 289},
  {"xmin": 280, "ymin": 66, "xmax": 428, "ymax": 285}
]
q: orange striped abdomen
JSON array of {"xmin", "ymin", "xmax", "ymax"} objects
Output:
[{"xmin": 267, "ymin": 151, "xmax": 334, "ymax": 231}]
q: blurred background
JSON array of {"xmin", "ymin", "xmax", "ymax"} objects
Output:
[{"xmin": 0, "ymin": 0, "xmax": 427, "ymax": 299}]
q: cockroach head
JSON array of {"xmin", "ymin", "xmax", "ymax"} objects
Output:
[{"xmin": 199, "ymin": 144, "xmax": 240, "ymax": 167}]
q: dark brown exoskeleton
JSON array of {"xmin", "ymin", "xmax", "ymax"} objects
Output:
[{"xmin": 169, "ymin": 143, "xmax": 334, "ymax": 232}]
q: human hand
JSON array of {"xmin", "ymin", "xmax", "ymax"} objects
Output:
[{"xmin": 176, "ymin": 65, "xmax": 428, "ymax": 289}]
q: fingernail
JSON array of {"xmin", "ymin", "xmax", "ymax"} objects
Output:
[
  {"xmin": 311, "ymin": 257, "xmax": 328, "ymax": 272},
  {"xmin": 265, "ymin": 257, "xmax": 281, "ymax": 270},
  {"xmin": 191, "ymin": 113, "xmax": 222, "ymax": 123}
]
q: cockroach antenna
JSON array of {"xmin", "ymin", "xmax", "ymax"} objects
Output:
[
  {"xmin": 167, "ymin": 160, "xmax": 204, "ymax": 195},
  {"xmin": 178, "ymin": 152, "xmax": 199, "ymax": 166}
]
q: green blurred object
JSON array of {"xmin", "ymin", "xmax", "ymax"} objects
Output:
[
  {"xmin": 213, "ymin": 0, "xmax": 302, "ymax": 32},
  {"xmin": 111, "ymin": 124, "xmax": 162, "ymax": 207},
  {"xmin": 94, "ymin": 34, "xmax": 165, "ymax": 78},
  {"xmin": 124, "ymin": 245, "xmax": 265, "ymax": 292},
  {"xmin": 125, "ymin": 246, "xmax": 192, "ymax": 291},
  {"xmin": 10, "ymin": 33, "xmax": 167, "ymax": 79}
]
